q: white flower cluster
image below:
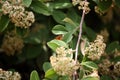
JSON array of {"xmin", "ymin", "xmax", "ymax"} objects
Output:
[
  {"xmin": 2, "ymin": 0, "xmax": 35, "ymax": 28},
  {"xmin": 72, "ymin": 0, "xmax": 90, "ymax": 14},
  {"xmin": 84, "ymin": 35, "xmax": 106, "ymax": 60},
  {"xmin": 50, "ymin": 47, "xmax": 80, "ymax": 76},
  {"xmin": 0, "ymin": 68, "xmax": 21, "ymax": 80}
]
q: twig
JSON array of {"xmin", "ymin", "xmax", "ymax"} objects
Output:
[
  {"xmin": 75, "ymin": 7, "xmax": 86, "ymax": 62},
  {"xmin": 73, "ymin": 0, "xmax": 87, "ymax": 80}
]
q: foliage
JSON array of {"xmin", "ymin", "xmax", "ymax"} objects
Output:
[
  {"xmin": 30, "ymin": 70, "xmax": 40, "ymax": 80},
  {"xmin": 0, "ymin": 0, "xmax": 120, "ymax": 80}
]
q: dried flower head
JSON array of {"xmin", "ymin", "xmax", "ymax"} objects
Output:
[
  {"xmin": 114, "ymin": 49, "xmax": 120, "ymax": 58},
  {"xmin": 50, "ymin": 47, "xmax": 80, "ymax": 76},
  {"xmin": 88, "ymin": 70, "xmax": 100, "ymax": 79},
  {"xmin": 94, "ymin": 6, "xmax": 105, "ymax": 15},
  {"xmin": 98, "ymin": 59, "xmax": 113, "ymax": 75},
  {"xmin": 72, "ymin": 0, "xmax": 90, "ymax": 14},
  {"xmin": 1, "ymin": 31, "xmax": 24, "ymax": 56},
  {"xmin": 84, "ymin": 35, "xmax": 106, "ymax": 60},
  {"xmin": 113, "ymin": 62, "xmax": 120, "ymax": 77},
  {"xmin": 0, "ymin": 68, "xmax": 21, "ymax": 80},
  {"xmin": 100, "ymin": 28, "xmax": 109, "ymax": 42}
]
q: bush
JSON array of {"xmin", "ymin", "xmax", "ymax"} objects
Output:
[{"xmin": 0, "ymin": 0, "xmax": 120, "ymax": 80}]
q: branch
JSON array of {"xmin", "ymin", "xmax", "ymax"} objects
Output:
[
  {"xmin": 75, "ymin": 1, "xmax": 87, "ymax": 62},
  {"xmin": 75, "ymin": 10, "xmax": 86, "ymax": 62},
  {"xmin": 73, "ymin": 0, "xmax": 87, "ymax": 80}
]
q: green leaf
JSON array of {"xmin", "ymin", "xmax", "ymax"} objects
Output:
[
  {"xmin": 47, "ymin": 0, "xmax": 72, "ymax": 9},
  {"xmin": 85, "ymin": 27, "xmax": 96, "ymax": 41},
  {"xmin": 81, "ymin": 61, "xmax": 98, "ymax": 70},
  {"xmin": 24, "ymin": 25, "xmax": 48, "ymax": 44},
  {"xmin": 47, "ymin": 40, "xmax": 68, "ymax": 51},
  {"xmin": 47, "ymin": 42, "xmax": 59, "ymax": 51},
  {"xmin": 0, "ymin": 15, "xmax": 10, "ymax": 32},
  {"xmin": 53, "ymin": 2, "xmax": 72, "ymax": 9},
  {"xmin": 45, "ymin": 68, "xmax": 58, "ymax": 79},
  {"xmin": 81, "ymin": 76, "xmax": 99, "ymax": 80},
  {"xmin": 52, "ymin": 10, "xmax": 66, "ymax": 24},
  {"xmin": 24, "ymin": 45, "xmax": 41, "ymax": 59},
  {"xmin": 65, "ymin": 22, "xmax": 78, "ymax": 32},
  {"xmin": 52, "ymin": 25, "xmax": 68, "ymax": 35},
  {"xmin": 23, "ymin": 0, "xmax": 32, "ymax": 7},
  {"xmin": 30, "ymin": 1, "xmax": 51, "ymax": 16},
  {"xmin": 30, "ymin": 70, "xmax": 40, "ymax": 80},
  {"xmin": 112, "ymin": 56, "xmax": 120, "ymax": 62},
  {"xmin": 16, "ymin": 28, "xmax": 28, "ymax": 37},
  {"xmin": 79, "ymin": 70, "xmax": 84, "ymax": 79},
  {"xmin": 106, "ymin": 41, "xmax": 120, "ymax": 53},
  {"xmin": 67, "ymin": 8, "xmax": 81, "ymax": 24},
  {"xmin": 43, "ymin": 62, "xmax": 52, "ymax": 72},
  {"xmin": 62, "ymin": 32, "xmax": 73, "ymax": 43},
  {"xmin": 100, "ymin": 75, "xmax": 112, "ymax": 80},
  {"xmin": 95, "ymin": 0, "xmax": 112, "ymax": 11},
  {"xmin": 115, "ymin": 0, "xmax": 120, "ymax": 8},
  {"xmin": 50, "ymin": 40, "xmax": 68, "ymax": 48},
  {"xmin": 63, "ymin": 17, "xmax": 77, "ymax": 27},
  {"xmin": 59, "ymin": 76, "xmax": 70, "ymax": 80}
]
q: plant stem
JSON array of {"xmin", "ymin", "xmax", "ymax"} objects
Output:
[
  {"xmin": 73, "ymin": 0, "xmax": 87, "ymax": 80},
  {"xmin": 73, "ymin": 5, "xmax": 86, "ymax": 80},
  {"xmin": 75, "ymin": 9, "xmax": 86, "ymax": 62}
]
